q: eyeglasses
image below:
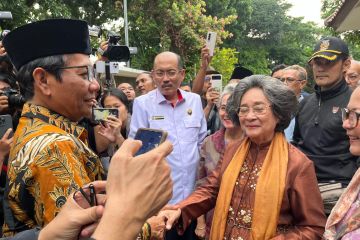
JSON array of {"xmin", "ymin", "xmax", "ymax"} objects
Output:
[
  {"xmin": 57, "ymin": 65, "xmax": 96, "ymax": 82},
  {"xmin": 204, "ymin": 76, "xmax": 211, "ymax": 81},
  {"xmin": 152, "ymin": 69, "xmax": 180, "ymax": 78},
  {"xmin": 237, "ymin": 104, "xmax": 271, "ymax": 117},
  {"xmin": 219, "ymin": 105, "xmax": 227, "ymax": 112},
  {"xmin": 341, "ymin": 108, "xmax": 360, "ymax": 129},
  {"xmin": 346, "ymin": 73, "xmax": 360, "ymax": 82},
  {"xmin": 280, "ymin": 77, "xmax": 304, "ymax": 84}
]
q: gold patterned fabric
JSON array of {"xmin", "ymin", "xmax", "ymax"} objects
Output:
[
  {"xmin": 210, "ymin": 133, "xmax": 288, "ymax": 240},
  {"xmin": 2, "ymin": 103, "xmax": 104, "ymax": 237}
]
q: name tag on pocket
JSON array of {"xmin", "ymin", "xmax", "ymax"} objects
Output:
[{"xmin": 151, "ymin": 116, "xmax": 165, "ymax": 120}]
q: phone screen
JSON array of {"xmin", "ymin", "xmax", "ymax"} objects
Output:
[
  {"xmin": 92, "ymin": 108, "xmax": 119, "ymax": 122},
  {"xmin": 134, "ymin": 128, "xmax": 167, "ymax": 156}
]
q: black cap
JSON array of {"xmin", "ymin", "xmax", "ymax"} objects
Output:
[
  {"xmin": 230, "ymin": 66, "xmax": 253, "ymax": 80},
  {"xmin": 308, "ymin": 36, "xmax": 349, "ymax": 62},
  {"xmin": 3, "ymin": 19, "xmax": 91, "ymax": 70}
]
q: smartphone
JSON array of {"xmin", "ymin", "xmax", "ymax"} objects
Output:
[
  {"xmin": 134, "ymin": 128, "xmax": 168, "ymax": 156},
  {"xmin": 92, "ymin": 108, "xmax": 119, "ymax": 122},
  {"xmin": 210, "ymin": 74, "xmax": 222, "ymax": 93},
  {"xmin": 206, "ymin": 31, "xmax": 217, "ymax": 56},
  {"xmin": 0, "ymin": 115, "xmax": 13, "ymax": 139}
]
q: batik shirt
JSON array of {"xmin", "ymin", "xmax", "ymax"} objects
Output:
[{"xmin": 2, "ymin": 103, "xmax": 104, "ymax": 237}]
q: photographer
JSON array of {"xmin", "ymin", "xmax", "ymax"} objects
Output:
[{"xmin": 0, "ymin": 68, "xmax": 18, "ymax": 236}]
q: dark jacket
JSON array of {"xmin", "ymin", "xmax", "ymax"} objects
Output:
[{"xmin": 292, "ymin": 79, "xmax": 357, "ymax": 184}]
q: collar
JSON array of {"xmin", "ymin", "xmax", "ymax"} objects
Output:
[
  {"xmin": 21, "ymin": 102, "xmax": 87, "ymax": 139},
  {"xmin": 155, "ymin": 88, "xmax": 185, "ymax": 106},
  {"xmin": 298, "ymin": 95, "xmax": 304, "ymax": 102},
  {"xmin": 314, "ymin": 79, "xmax": 349, "ymax": 101}
]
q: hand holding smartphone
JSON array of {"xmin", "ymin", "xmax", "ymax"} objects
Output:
[
  {"xmin": 0, "ymin": 114, "xmax": 13, "ymax": 139},
  {"xmin": 134, "ymin": 128, "xmax": 168, "ymax": 156}
]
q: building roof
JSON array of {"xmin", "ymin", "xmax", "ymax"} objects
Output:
[{"xmin": 325, "ymin": 0, "xmax": 360, "ymax": 31}]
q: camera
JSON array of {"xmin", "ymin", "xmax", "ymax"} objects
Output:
[
  {"xmin": 1, "ymin": 87, "xmax": 25, "ymax": 109},
  {"xmin": 0, "ymin": 11, "xmax": 12, "ymax": 41},
  {"xmin": 0, "ymin": 11, "xmax": 12, "ymax": 20},
  {"xmin": 102, "ymin": 31, "xmax": 130, "ymax": 62},
  {"xmin": 88, "ymin": 25, "xmax": 102, "ymax": 38}
]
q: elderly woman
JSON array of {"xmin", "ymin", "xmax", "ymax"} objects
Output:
[
  {"xmin": 160, "ymin": 75, "xmax": 326, "ymax": 239},
  {"xmin": 324, "ymin": 86, "xmax": 360, "ymax": 239},
  {"xmin": 195, "ymin": 83, "xmax": 244, "ymax": 239}
]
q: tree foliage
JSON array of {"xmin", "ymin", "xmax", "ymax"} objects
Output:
[
  {"xmin": 202, "ymin": 0, "xmax": 323, "ymax": 76},
  {"xmin": 0, "ymin": 0, "xmax": 122, "ymax": 29},
  {"xmin": 211, "ymin": 48, "xmax": 238, "ymax": 83},
  {"xmin": 320, "ymin": 0, "xmax": 360, "ymax": 60},
  {"xmin": 4, "ymin": 0, "xmax": 356, "ymax": 84},
  {"xmin": 321, "ymin": 0, "xmax": 343, "ymax": 19},
  {"xmin": 127, "ymin": 0, "xmax": 236, "ymax": 78}
]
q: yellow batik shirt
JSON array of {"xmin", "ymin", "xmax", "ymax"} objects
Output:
[{"xmin": 2, "ymin": 103, "xmax": 104, "ymax": 237}]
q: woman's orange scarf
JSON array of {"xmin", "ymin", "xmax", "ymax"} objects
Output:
[{"xmin": 210, "ymin": 132, "xmax": 288, "ymax": 240}]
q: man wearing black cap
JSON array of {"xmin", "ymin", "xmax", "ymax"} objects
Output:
[
  {"xmin": 229, "ymin": 65, "xmax": 253, "ymax": 83},
  {"xmin": 1, "ymin": 19, "xmax": 104, "ymax": 236},
  {"xmin": 292, "ymin": 36, "xmax": 358, "ymax": 214}
]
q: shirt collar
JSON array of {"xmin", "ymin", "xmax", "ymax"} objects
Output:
[
  {"xmin": 298, "ymin": 94, "xmax": 304, "ymax": 102},
  {"xmin": 21, "ymin": 102, "xmax": 87, "ymax": 140},
  {"xmin": 155, "ymin": 88, "xmax": 185, "ymax": 105}
]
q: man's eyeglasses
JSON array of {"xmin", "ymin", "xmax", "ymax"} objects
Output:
[
  {"xmin": 346, "ymin": 73, "xmax": 360, "ymax": 82},
  {"xmin": 152, "ymin": 69, "xmax": 180, "ymax": 78},
  {"xmin": 280, "ymin": 77, "xmax": 304, "ymax": 84},
  {"xmin": 237, "ymin": 104, "xmax": 271, "ymax": 117},
  {"xmin": 204, "ymin": 76, "xmax": 211, "ymax": 81},
  {"xmin": 341, "ymin": 108, "xmax": 360, "ymax": 129},
  {"xmin": 57, "ymin": 65, "xmax": 96, "ymax": 82}
]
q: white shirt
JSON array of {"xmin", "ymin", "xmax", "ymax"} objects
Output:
[{"xmin": 129, "ymin": 88, "xmax": 207, "ymax": 204}]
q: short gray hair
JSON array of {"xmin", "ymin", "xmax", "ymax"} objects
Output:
[
  {"xmin": 226, "ymin": 75, "xmax": 298, "ymax": 131},
  {"xmin": 219, "ymin": 82, "xmax": 237, "ymax": 105},
  {"xmin": 284, "ymin": 65, "xmax": 307, "ymax": 81}
]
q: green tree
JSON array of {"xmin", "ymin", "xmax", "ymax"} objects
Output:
[
  {"xmin": 321, "ymin": 0, "xmax": 343, "ymax": 19},
  {"xmin": 0, "ymin": 0, "xmax": 121, "ymax": 29},
  {"xmin": 206, "ymin": 0, "xmax": 321, "ymax": 76},
  {"xmin": 321, "ymin": 0, "xmax": 360, "ymax": 60},
  {"xmin": 211, "ymin": 48, "xmax": 238, "ymax": 83},
  {"xmin": 127, "ymin": 0, "xmax": 236, "ymax": 77}
]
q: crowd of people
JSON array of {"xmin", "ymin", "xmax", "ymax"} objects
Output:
[{"xmin": 0, "ymin": 17, "xmax": 359, "ymax": 240}]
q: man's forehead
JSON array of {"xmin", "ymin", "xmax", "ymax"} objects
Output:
[
  {"xmin": 349, "ymin": 61, "xmax": 360, "ymax": 73},
  {"xmin": 283, "ymin": 69, "xmax": 299, "ymax": 76},
  {"xmin": 272, "ymin": 70, "xmax": 284, "ymax": 78},
  {"xmin": 65, "ymin": 53, "xmax": 91, "ymax": 65},
  {"xmin": 0, "ymin": 80, "xmax": 10, "ymax": 90},
  {"xmin": 136, "ymin": 73, "xmax": 151, "ymax": 80},
  {"xmin": 153, "ymin": 53, "xmax": 178, "ymax": 69},
  {"xmin": 119, "ymin": 83, "xmax": 132, "ymax": 88}
]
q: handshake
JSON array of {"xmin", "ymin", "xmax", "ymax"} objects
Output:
[{"xmin": 36, "ymin": 139, "xmax": 173, "ymax": 240}]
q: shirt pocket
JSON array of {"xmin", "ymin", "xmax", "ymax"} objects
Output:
[
  {"xmin": 149, "ymin": 119, "xmax": 169, "ymax": 131},
  {"xmin": 181, "ymin": 119, "xmax": 201, "ymax": 142}
]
